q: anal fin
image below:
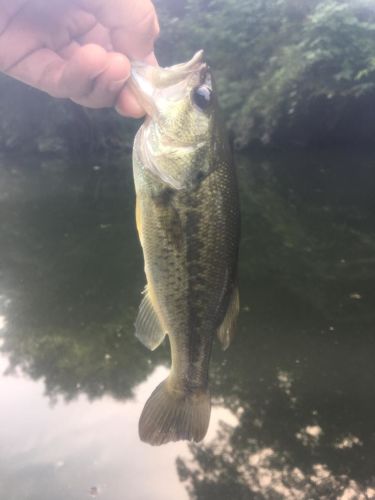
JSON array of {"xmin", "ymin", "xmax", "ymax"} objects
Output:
[
  {"xmin": 217, "ymin": 285, "xmax": 240, "ymax": 350},
  {"xmin": 135, "ymin": 288, "xmax": 166, "ymax": 351}
]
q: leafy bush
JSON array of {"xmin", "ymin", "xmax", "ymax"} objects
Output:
[
  {"xmin": 1, "ymin": 0, "xmax": 375, "ymax": 150},
  {"xmin": 156, "ymin": 0, "xmax": 375, "ymax": 146}
]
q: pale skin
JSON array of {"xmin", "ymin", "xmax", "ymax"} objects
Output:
[{"xmin": 0, "ymin": 0, "xmax": 159, "ymax": 117}]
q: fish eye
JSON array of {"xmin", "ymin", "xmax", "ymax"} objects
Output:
[{"xmin": 192, "ymin": 85, "xmax": 212, "ymax": 111}]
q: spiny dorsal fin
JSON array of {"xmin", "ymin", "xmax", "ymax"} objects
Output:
[
  {"xmin": 135, "ymin": 288, "xmax": 166, "ymax": 351},
  {"xmin": 217, "ymin": 285, "xmax": 240, "ymax": 350}
]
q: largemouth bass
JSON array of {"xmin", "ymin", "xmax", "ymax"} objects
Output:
[{"xmin": 130, "ymin": 51, "xmax": 240, "ymax": 445}]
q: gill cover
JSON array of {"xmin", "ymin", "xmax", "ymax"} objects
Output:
[{"xmin": 130, "ymin": 51, "xmax": 216, "ymax": 190}]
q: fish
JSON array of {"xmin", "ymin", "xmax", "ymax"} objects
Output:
[{"xmin": 130, "ymin": 51, "xmax": 240, "ymax": 446}]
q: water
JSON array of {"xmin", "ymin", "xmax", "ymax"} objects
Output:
[{"xmin": 0, "ymin": 150, "xmax": 374, "ymax": 499}]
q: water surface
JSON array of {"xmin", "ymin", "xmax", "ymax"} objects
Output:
[{"xmin": 0, "ymin": 150, "xmax": 374, "ymax": 499}]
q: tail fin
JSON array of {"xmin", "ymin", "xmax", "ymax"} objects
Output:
[{"xmin": 139, "ymin": 378, "xmax": 211, "ymax": 446}]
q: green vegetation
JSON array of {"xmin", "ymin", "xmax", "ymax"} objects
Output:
[
  {"xmin": 156, "ymin": 0, "xmax": 375, "ymax": 147},
  {"xmin": 0, "ymin": 74, "xmax": 138, "ymax": 158},
  {"xmin": 0, "ymin": 156, "xmax": 168, "ymax": 401},
  {"xmin": 1, "ymin": 0, "xmax": 375, "ymax": 153},
  {"xmin": 1, "ymin": 3, "xmax": 375, "ymax": 494}
]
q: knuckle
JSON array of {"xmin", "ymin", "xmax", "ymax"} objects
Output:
[{"xmin": 135, "ymin": 4, "xmax": 159, "ymax": 42}]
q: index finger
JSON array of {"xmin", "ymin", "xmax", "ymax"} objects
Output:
[{"xmin": 74, "ymin": 0, "xmax": 159, "ymax": 60}]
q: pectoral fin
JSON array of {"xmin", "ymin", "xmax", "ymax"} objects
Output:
[
  {"xmin": 135, "ymin": 288, "xmax": 166, "ymax": 351},
  {"xmin": 217, "ymin": 285, "xmax": 240, "ymax": 350}
]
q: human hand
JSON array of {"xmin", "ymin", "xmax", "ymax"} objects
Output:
[{"xmin": 0, "ymin": 0, "xmax": 159, "ymax": 117}]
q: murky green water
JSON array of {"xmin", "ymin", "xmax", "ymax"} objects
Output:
[{"xmin": 0, "ymin": 149, "xmax": 374, "ymax": 499}]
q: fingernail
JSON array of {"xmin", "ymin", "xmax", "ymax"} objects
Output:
[{"xmin": 109, "ymin": 78, "xmax": 128, "ymax": 93}]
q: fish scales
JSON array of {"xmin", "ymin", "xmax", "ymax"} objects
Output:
[
  {"xmin": 131, "ymin": 51, "xmax": 240, "ymax": 445},
  {"xmin": 135, "ymin": 151, "xmax": 238, "ymax": 387}
]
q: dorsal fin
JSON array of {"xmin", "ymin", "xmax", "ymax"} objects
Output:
[
  {"xmin": 135, "ymin": 288, "xmax": 166, "ymax": 351},
  {"xmin": 217, "ymin": 285, "xmax": 240, "ymax": 350}
]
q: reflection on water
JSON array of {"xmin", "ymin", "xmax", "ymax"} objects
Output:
[
  {"xmin": 0, "ymin": 150, "xmax": 375, "ymax": 498},
  {"xmin": 0, "ymin": 357, "xmax": 235, "ymax": 500},
  {"xmin": 0, "ymin": 357, "xmax": 186, "ymax": 500}
]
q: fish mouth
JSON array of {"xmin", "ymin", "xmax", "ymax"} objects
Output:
[
  {"xmin": 158, "ymin": 50, "xmax": 205, "ymax": 81},
  {"xmin": 129, "ymin": 51, "xmax": 207, "ymax": 117}
]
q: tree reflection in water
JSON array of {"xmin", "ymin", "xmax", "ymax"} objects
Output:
[
  {"xmin": 0, "ymin": 151, "xmax": 374, "ymax": 498},
  {"xmin": 0, "ymin": 155, "xmax": 168, "ymax": 402},
  {"xmin": 176, "ymin": 150, "xmax": 375, "ymax": 498}
]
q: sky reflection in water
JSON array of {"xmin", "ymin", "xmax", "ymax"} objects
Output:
[{"xmin": 0, "ymin": 357, "xmax": 237, "ymax": 500}]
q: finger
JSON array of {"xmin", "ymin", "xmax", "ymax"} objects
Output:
[
  {"xmin": 6, "ymin": 47, "xmax": 66, "ymax": 93},
  {"xmin": 0, "ymin": 5, "xmax": 42, "ymax": 72},
  {"xmin": 115, "ymin": 86, "xmax": 145, "ymax": 118},
  {"xmin": 0, "ymin": 0, "xmax": 28, "ymax": 34},
  {"xmin": 73, "ymin": 51, "xmax": 131, "ymax": 108},
  {"xmin": 0, "ymin": 3, "xmax": 97, "ymax": 72},
  {"xmin": 111, "ymin": 8, "xmax": 159, "ymax": 61},
  {"xmin": 113, "ymin": 49, "xmax": 158, "ymax": 118},
  {"xmin": 115, "ymin": 49, "xmax": 158, "ymax": 117},
  {"xmin": 7, "ymin": 43, "xmax": 108, "ymax": 99},
  {"xmin": 143, "ymin": 51, "xmax": 158, "ymax": 66},
  {"xmin": 74, "ymin": 0, "xmax": 159, "ymax": 59},
  {"xmin": 77, "ymin": 22, "xmax": 112, "ymax": 50},
  {"xmin": 58, "ymin": 40, "xmax": 81, "ymax": 59},
  {"xmin": 58, "ymin": 43, "xmax": 110, "ymax": 98}
]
